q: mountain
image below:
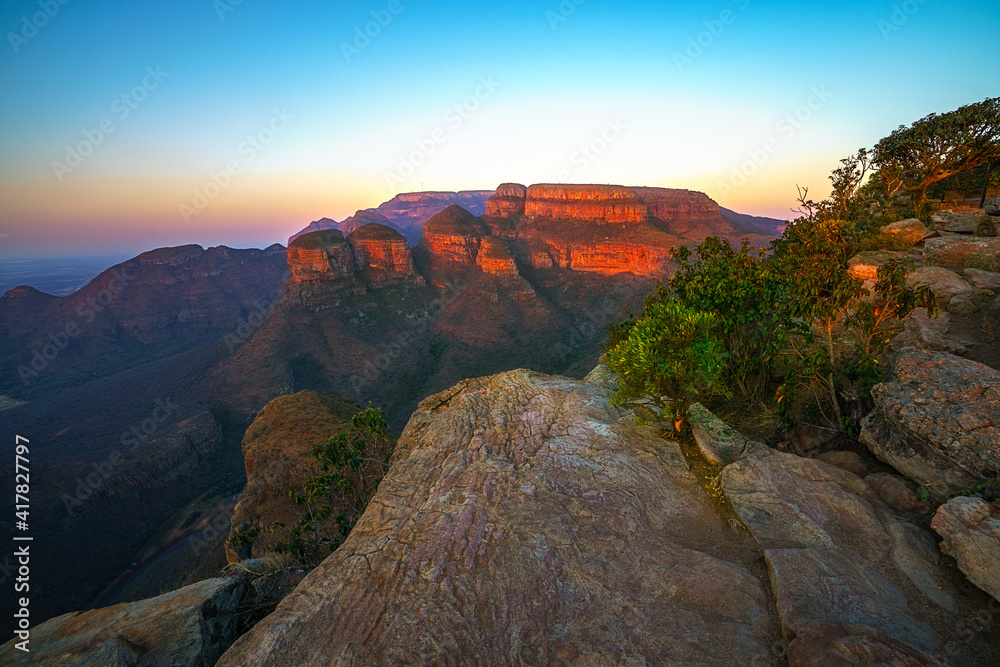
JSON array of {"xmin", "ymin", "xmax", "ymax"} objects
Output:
[
  {"xmin": 290, "ymin": 190, "xmax": 495, "ymax": 246},
  {"xmin": 719, "ymin": 206, "xmax": 787, "ymax": 235}
]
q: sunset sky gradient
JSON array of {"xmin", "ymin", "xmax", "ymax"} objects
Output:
[{"xmin": 1, "ymin": 0, "xmax": 997, "ymax": 257}]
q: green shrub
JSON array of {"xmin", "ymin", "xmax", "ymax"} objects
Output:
[
  {"xmin": 274, "ymin": 404, "xmax": 394, "ymax": 563},
  {"xmin": 606, "ymin": 298, "xmax": 727, "ymax": 430}
]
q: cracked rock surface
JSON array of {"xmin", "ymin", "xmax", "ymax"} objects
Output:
[{"xmin": 218, "ymin": 370, "xmax": 777, "ymax": 666}]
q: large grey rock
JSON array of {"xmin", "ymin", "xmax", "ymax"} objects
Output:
[
  {"xmin": 721, "ymin": 448, "xmax": 959, "ymax": 615},
  {"xmin": 0, "ymin": 576, "xmax": 251, "ymax": 666},
  {"xmin": 924, "ymin": 236, "xmax": 1000, "ymax": 271},
  {"xmin": 787, "ymin": 622, "xmax": 953, "ymax": 667},
  {"xmin": 906, "ymin": 266, "xmax": 974, "ymax": 303},
  {"xmin": 894, "ymin": 308, "xmax": 967, "ymax": 355},
  {"xmin": 930, "ymin": 210, "xmax": 982, "ymax": 234},
  {"xmin": 931, "ymin": 497, "xmax": 1000, "ymax": 602},
  {"xmin": 964, "ymin": 267, "xmax": 1000, "ymax": 290},
  {"xmin": 882, "ymin": 218, "xmax": 935, "ymax": 246},
  {"xmin": 218, "ymin": 370, "xmax": 776, "ymax": 666},
  {"xmin": 947, "ymin": 288, "xmax": 995, "ymax": 315},
  {"xmin": 688, "ymin": 401, "xmax": 751, "ymax": 466},
  {"xmin": 986, "ymin": 197, "xmax": 1000, "ymax": 217},
  {"xmin": 860, "ymin": 348, "xmax": 1000, "ymax": 500},
  {"xmin": 765, "ymin": 548, "xmax": 939, "ymax": 650}
]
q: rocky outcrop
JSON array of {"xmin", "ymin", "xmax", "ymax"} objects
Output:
[
  {"xmin": 964, "ymin": 268, "xmax": 1000, "ymax": 290},
  {"xmin": 907, "ymin": 266, "xmax": 974, "ymax": 302},
  {"xmin": 347, "ymin": 223, "xmax": 414, "ymax": 275},
  {"xmin": 987, "ymin": 197, "xmax": 1000, "ymax": 217},
  {"xmin": 787, "ymin": 622, "xmax": 953, "ymax": 667},
  {"xmin": 860, "ymin": 348, "xmax": 1000, "ymax": 500},
  {"xmin": 930, "ymin": 210, "xmax": 988, "ymax": 234},
  {"xmin": 543, "ymin": 239, "xmax": 674, "ymax": 276},
  {"xmin": 882, "ymin": 218, "xmax": 935, "ymax": 246},
  {"xmin": 932, "ymin": 497, "xmax": 1000, "ymax": 602},
  {"xmin": 475, "ymin": 236, "xmax": 518, "ymax": 276},
  {"xmin": 688, "ymin": 402, "xmax": 751, "ymax": 466},
  {"xmin": 419, "ymin": 204, "xmax": 485, "ymax": 266},
  {"xmin": 218, "ymin": 370, "xmax": 777, "ymax": 665},
  {"xmin": 524, "ymin": 184, "xmax": 649, "ymax": 223},
  {"xmin": 287, "ymin": 230, "xmax": 355, "ymax": 283},
  {"xmin": 720, "ymin": 444, "xmax": 980, "ymax": 657},
  {"xmin": 924, "ymin": 237, "xmax": 1000, "ymax": 271},
  {"xmin": 228, "ymin": 391, "xmax": 360, "ymax": 561},
  {"xmin": 0, "ymin": 577, "xmax": 251, "ymax": 666},
  {"xmin": 485, "ymin": 182, "xmax": 527, "ymax": 217}
]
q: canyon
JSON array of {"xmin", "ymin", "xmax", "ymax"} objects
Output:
[{"xmin": 0, "ymin": 181, "xmax": 779, "ymax": 634}]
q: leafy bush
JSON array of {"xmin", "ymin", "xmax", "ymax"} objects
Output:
[
  {"xmin": 274, "ymin": 404, "xmax": 394, "ymax": 563},
  {"xmin": 606, "ymin": 298, "xmax": 727, "ymax": 431}
]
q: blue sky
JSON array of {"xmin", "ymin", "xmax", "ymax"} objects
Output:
[{"xmin": 0, "ymin": 0, "xmax": 997, "ymax": 256}]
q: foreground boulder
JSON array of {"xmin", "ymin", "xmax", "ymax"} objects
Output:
[
  {"xmin": 860, "ymin": 348, "xmax": 1000, "ymax": 500},
  {"xmin": 218, "ymin": 370, "xmax": 776, "ymax": 665},
  {"xmin": 881, "ymin": 218, "xmax": 935, "ymax": 246},
  {"xmin": 721, "ymin": 448, "xmax": 963, "ymax": 649},
  {"xmin": 924, "ymin": 236, "xmax": 1000, "ymax": 272},
  {"xmin": 931, "ymin": 497, "xmax": 1000, "ymax": 602},
  {"xmin": 0, "ymin": 577, "xmax": 250, "ymax": 666}
]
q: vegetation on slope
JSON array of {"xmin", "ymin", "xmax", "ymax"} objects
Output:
[{"xmin": 607, "ymin": 96, "xmax": 999, "ymax": 434}]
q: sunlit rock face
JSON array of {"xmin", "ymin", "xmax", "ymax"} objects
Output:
[
  {"xmin": 287, "ymin": 230, "xmax": 355, "ymax": 283},
  {"xmin": 348, "ymin": 224, "xmax": 414, "ymax": 275},
  {"xmin": 419, "ymin": 204, "xmax": 486, "ymax": 266},
  {"xmin": 485, "ymin": 182, "xmax": 528, "ymax": 217},
  {"xmin": 524, "ymin": 184, "xmax": 649, "ymax": 223}
]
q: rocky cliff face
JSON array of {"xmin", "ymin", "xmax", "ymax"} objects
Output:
[
  {"xmin": 218, "ymin": 368, "xmax": 997, "ymax": 666},
  {"xmin": 288, "ymin": 225, "xmax": 418, "ymax": 285},
  {"xmin": 524, "ymin": 183, "xmax": 649, "ymax": 223},
  {"xmin": 419, "ymin": 204, "xmax": 486, "ymax": 266},
  {"xmin": 485, "ymin": 182, "xmax": 528, "ymax": 217},
  {"xmin": 219, "ymin": 370, "xmax": 777, "ymax": 666},
  {"xmin": 544, "ymin": 239, "xmax": 675, "ymax": 276},
  {"xmin": 348, "ymin": 223, "xmax": 414, "ymax": 275},
  {"xmin": 287, "ymin": 231, "xmax": 355, "ymax": 283},
  {"xmin": 475, "ymin": 236, "xmax": 518, "ymax": 276},
  {"xmin": 227, "ymin": 391, "xmax": 360, "ymax": 562}
]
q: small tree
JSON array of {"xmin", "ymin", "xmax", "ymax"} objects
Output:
[
  {"xmin": 272, "ymin": 404, "xmax": 394, "ymax": 563},
  {"xmin": 873, "ymin": 97, "xmax": 1000, "ymax": 212},
  {"xmin": 606, "ymin": 298, "xmax": 727, "ymax": 431}
]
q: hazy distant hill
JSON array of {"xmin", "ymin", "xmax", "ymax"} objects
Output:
[{"xmin": 291, "ymin": 190, "xmax": 494, "ymax": 246}]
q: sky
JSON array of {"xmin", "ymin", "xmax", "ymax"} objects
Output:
[{"xmin": 0, "ymin": 0, "xmax": 997, "ymax": 258}]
